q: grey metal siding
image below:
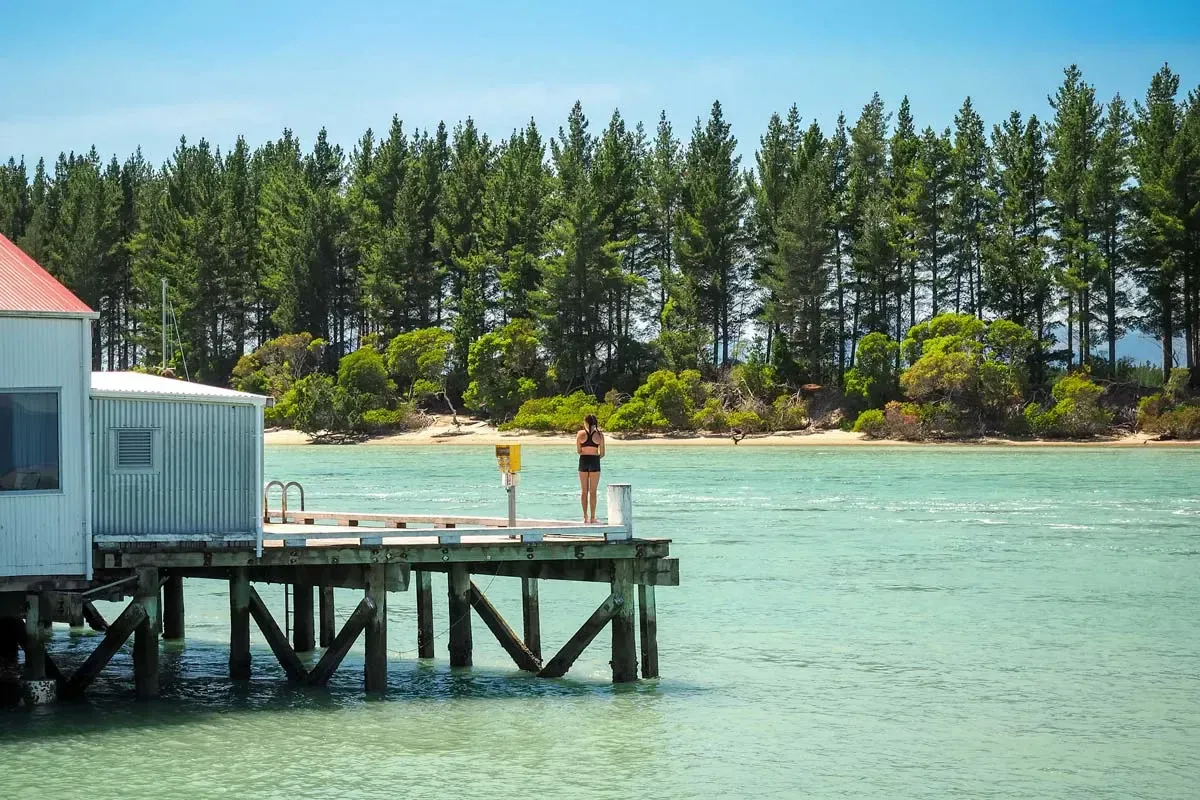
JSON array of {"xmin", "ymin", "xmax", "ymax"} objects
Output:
[
  {"xmin": 92, "ymin": 397, "xmax": 259, "ymax": 537},
  {"xmin": 0, "ymin": 316, "xmax": 89, "ymax": 576}
]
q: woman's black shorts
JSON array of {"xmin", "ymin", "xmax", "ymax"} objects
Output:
[{"xmin": 578, "ymin": 454, "xmax": 601, "ymax": 473}]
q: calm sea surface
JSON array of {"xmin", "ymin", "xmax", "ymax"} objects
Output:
[{"xmin": 3, "ymin": 445, "xmax": 1199, "ymax": 799}]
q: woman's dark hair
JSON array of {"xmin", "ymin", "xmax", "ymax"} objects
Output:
[{"xmin": 584, "ymin": 413, "xmax": 599, "ymax": 432}]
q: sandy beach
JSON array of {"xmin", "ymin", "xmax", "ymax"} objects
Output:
[{"xmin": 263, "ymin": 416, "xmax": 1193, "ymax": 448}]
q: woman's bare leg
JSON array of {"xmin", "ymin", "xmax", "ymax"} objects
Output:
[
  {"xmin": 578, "ymin": 471, "xmax": 589, "ymax": 522},
  {"xmin": 587, "ymin": 471, "xmax": 601, "ymax": 523}
]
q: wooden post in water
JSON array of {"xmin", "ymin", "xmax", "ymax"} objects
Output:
[
  {"xmin": 163, "ymin": 574, "xmax": 185, "ymax": 640},
  {"xmin": 229, "ymin": 567, "xmax": 251, "ymax": 680},
  {"xmin": 447, "ymin": 564, "xmax": 472, "ymax": 667},
  {"xmin": 363, "ymin": 564, "xmax": 388, "ymax": 693},
  {"xmin": 607, "ymin": 484, "xmax": 633, "ymax": 539},
  {"xmin": 292, "ymin": 582, "xmax": 315, "ymax": 653},
  {"xmin": 415, "ymin": 571, "xmax": 434, "ymax": 658},
  {"xmin": 318, "ymin": 586, "xmax": 335, "ymax": 648},
  {"xmin": 22, "ymin": 594, "xmax": 45, "ymax": 680},
  {"xmin": 522, "ymin": 578, "xmax": 541, "ymax": 660},
  {"xmin": 133, "ymin": 567, "xmax": 160, "ymax": 699},
  {"xmin": 638, "ymin": 584, "xmax": 659, "ymax": 679},
  {"xmin": 610, "ymin": 560, "xmax": 637, "ymax": 683}
]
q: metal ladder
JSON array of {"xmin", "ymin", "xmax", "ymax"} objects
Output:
[{"xmin": 263, "ymin": 480, "xmax": 306, "ymax": 637}]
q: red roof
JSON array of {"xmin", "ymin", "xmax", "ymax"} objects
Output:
[{"xmin": 0, "ymin": 233, "xmax": 94, "ymax": 316}]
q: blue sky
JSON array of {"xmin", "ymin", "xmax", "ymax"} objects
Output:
[{"xmin": 2, "ymin": 0, "xmax": 1198, "ymax": 167}]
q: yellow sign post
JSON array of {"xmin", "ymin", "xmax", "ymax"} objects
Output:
[{"xmin": 495, "ymin": 444, "xmax": 521, "ymax": 528}]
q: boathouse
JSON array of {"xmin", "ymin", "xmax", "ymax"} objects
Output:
[{"xmin": 0, "ymin": 233, "xmax": 96, "ymax": 579}]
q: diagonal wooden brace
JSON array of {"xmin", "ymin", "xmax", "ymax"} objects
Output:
[
  {"xmin": 248, "ymin": 586, "xmax": 308, "ymax": 683},
  {"xmin": 305, "ymin": 597, "xmax": 376, "ymax": 686},
  {"xmin": 65, "ymin": 600, "xmax": 148, "ymax": 696},
  {"xmin": 537, "ymin": 593, "xmax": 622, "ymax": 679},
  {"xmin": 468, "ymin": 581, "xmax": 542, "ymax": 673}
]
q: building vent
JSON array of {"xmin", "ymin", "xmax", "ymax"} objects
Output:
[{"xmin": 115, "ymin": 428, "xmax": 155, "ymax": 471}]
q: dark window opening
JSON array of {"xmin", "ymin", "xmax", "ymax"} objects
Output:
[{"xmin": 0, "ymin": 392, "xmax": 61, "ymax": 492}]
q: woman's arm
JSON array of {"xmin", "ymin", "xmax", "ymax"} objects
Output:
[
  {"xmin": 576, "ymin": 430, "xmax": 585, "ymax": 454},
  {"xmin": 598, "ymin": 433, "xmax": 606, "ymax": 458}
]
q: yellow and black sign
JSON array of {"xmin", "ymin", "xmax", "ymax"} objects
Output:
[{"xmin": 495, "ymin": 444, "xmax": 521, "ymax": 473}]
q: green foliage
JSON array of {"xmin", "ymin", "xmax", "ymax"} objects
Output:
[
  {"xmin": 605, "ymin": 369, "xmax": 713, "ymax": 432},
  {"xmin": 1165, "ymin": 367, "xmax": 1191, "ymax": 403},
  {"xmin": 690, "ymin": 397, "xmax": 728, "ymax": 432},
  {"xmin": 1142, "ymin": 405, "xmax": 1200, "ymax": 439},
  {"xmin": 289, "ymin": 374, "xmax": 341, "ymax": 434},
  {"xmin": 844, "ymin": 332, "xmax": 898, "ymax": 409},
  {"xmin": 337, "ymin": 346, "xmax": 395, "ymax": 406},
  {"xmin": 384, "ymin": 327, "xmax": 453, "ymax": 398},
  {"xmin": 357, "ymin": 406, "xmax": 417, "ymax": 435},
  {"xmin": 231, "ymin": 333, "xmax": 326, "ymax": 397},
  {"xmin": 770, "ymin": 395, "xmax": 809, "ymax": 430},
  {"xmin": 853, "ymin": 408, "xmax": 887, "ymax": 437},
  {"xmin": 726, "ymin": 409, "xmax": 767, "ymax": 433},
  {"xmin": 505, "ymin": 391, "xmax": 613, "ymax": 433},
  {"xmin": 1025, "ymin": 373, "xmax": 1112, "ymax": 438},
  {"xmin": 463, "ymin": 318, "xmax": 543, "ymax": 419},
  {"xmin": 730, "ymin": 360, "xmax": 779, "ymax": 402}
]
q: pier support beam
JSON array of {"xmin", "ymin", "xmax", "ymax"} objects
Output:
[
  {"xmin": 133, "ymin": 567, "xmax": 160, "ymax": 699},
  {"xmin": 82, "ymin": 601, "xmax": 108, "ymax": 633},
  {"xmin": 307, "ymin": 597, "xmax": 374, "ymax": 686},
  {"xmin": 163, "ymin": 574, "xmax": 185, "ymax": 641},
  {"xmin": 229, "ymin": 567, "xmax": 251, "ymax": 680},
  {"xmin": 22, "ymin": 594, "xmax": 45, "ymax": 680},
  {"xmin": 364, "ymin": 565, "xmax": 388, "ymax": 693},
  {"xmin": 610, "ymin": 561, "xmax": 637, "ymax": 683},
  {"xmin": 522, "ymin": 578, "xmax": 541, "ymax": 660},
  {"xmin": 66, "ymin": 600, "xmax": 147, "ymax": 696},
  {"xmin": 248, "ymin": 587, "xmax": 306, "ymax": 682},
  {"xmin": 469, "ymin": 581, "xmax": 541, "ymax": 672},
  {"xmin": 318, "ymin": 586, "xmax": 335, "ymax": 649},
  {"xmin": 538, "ymin": 593, "xmax": 621, "ymax": 679},
  {"xmin": 415, "ymin": 571, "xmax": 434, "ymax": 658},
  {"xmin": 447, "ymin": 565, "xmax": 472, "ymax": 668},
  {"xmin": 292, "ymin": 582, "xmax": 315, "ymax": 653},
  {"xmin": 638, "ymin": 585, "xmax": 659, "ymax": 679}
]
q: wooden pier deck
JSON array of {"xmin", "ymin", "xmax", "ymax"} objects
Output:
[{"xmin": 11, "ymin": 485, "xmax": 676, "ymax": 702}]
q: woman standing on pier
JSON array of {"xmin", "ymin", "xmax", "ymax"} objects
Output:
[{"xmin": 576, "ymin": 414, "xmax": 605, "ymax": 523}]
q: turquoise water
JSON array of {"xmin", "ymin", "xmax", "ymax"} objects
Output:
[{"xmin": 3, "ymin": 445, "xmax": 1200, "ymax": 799}]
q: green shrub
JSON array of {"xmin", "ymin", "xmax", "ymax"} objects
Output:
[
  {"xmin": 1165, "ymin": 367, "xmax": 1192, "ymax": 403},
  {"xmin": 231, "ymin": 332, "xmax": 326, "ymax": 397},
  {"xmin": 883, "ymin": 401, "xmax": 924, "ymax": 440},
  {"xmin": 726, "ymin": 409, "xmax": 767, "ymax": 433},
  {"xmin": 505, "ymin": 392, "xmax": 612, "ymax": 432},
  {"xmin": 337, "ymin": 346, "xmax": 395, "ymax": 404},
  {"xmin": 853, "ymin": 408, "xmax": 887, "ymax": 437},
  {"xmin": 1147, "ymin": 406, "xmax": 1200, "ymax": 439},
  {"xmin": 356, "ymin": 406, "xmax": 415, "ymax": 435},
  {"xmin": 1026, "ymin": 373, "xmax": 1111, "ymax": 438},
  {"xmin": 1137, "ymin": 394, "xmax": 1167, "ymax": 427},
  {"xmin": 770, "ymin": 395, "xmax": 808, "ymax": 430},
  {"xmin": 385, "ymin": 328, "xmax": 453, "ymax": 398},
  {"xmin": 691, "ymin": 397, "xmax": 729, "ymax": 432},
  {"xmin": 463, "ymin": 319, "xmax": 543, "ymax": 419},
  {"xmin": 844, "ymin": 332, "xmax": 899, "ymax": 410}
]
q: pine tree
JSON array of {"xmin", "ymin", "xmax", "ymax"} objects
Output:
[
  {"xmin": 1088, "ymin": 95, "xmax": 1133, "ymax": 370},
  {"xmin": 646, "ymin": 112, "xmax": 683, "ymax": 329},
  {"xmin": 846, "ymin": 93, "xmax": 890, "ymax": 357},
  {"xmin": 827, "ymin": 113, "xmax": 852, "ymax": 378},
  {"xmin": 487, "ymin": 120, "xmax": 550, "ymax": 322},
  {"xmin": 949, "ymin": 97, "xmax": 990, "ymax": 316},
  {"xmin": 0, "ymin": 157, "xmax": 30, "ymax": 240},
  {"xmin": 916, "ymin": 127, "xmax": 952, "ymax": 318},
  {"xmin": 749, "ymin": 109, "xmax": 799, "ymax": 357},
  {"xmin": 889, "ymin": 97, "xmax": 921, "ymax": 349}
]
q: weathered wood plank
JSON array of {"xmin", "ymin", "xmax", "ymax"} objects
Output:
[
  {"xmin": 469, "ymin": 581, "xmax": 541, "ymax": 673},
  {"xmin": 163, "ymin": 575, "xmax": 185, "ymax": 640},
  {"xmin": 82, "ymin": 601, "xmax": 108, "ymax": 632},
  {"xmin": 292, "ymin": 582, "xmax": 315, "ymax": 653},
  {"xmin": 447, "ymin": 565, "xmax": 472, "ymax": 668},
  {"xmin": 415, "ymin": 571, "xmax": 434, "ymax": 659},
  {"xmin": 229, "ymin": 567, "xmax": 251, "ymax": 680},
  {"xmin": 133, "ymin": 567, "xmax": 161, "ymax": 699},
  {"xmin": 65, "ymin": 600, "xmax": 147, "ymax": 695},
  {"xmin": 420, "ymin": 557, "xmax": 680, "ymax": 587},
  {"xmin": 364, "ymin": 565, "xmax": 388, "ymax": 693},
  {"xmin": 319, "ymin": 586, "xmax": 335, "ymax": 648},
  {"xmin": 175, "ymin": 565, "xmax": 410, "ymax": 592},
  {"xmin": 100, "ymin": 539, "xmax": 671, "ymax": 570},
  {"xmin": 247, "ymin": 586, "xmax": 307, "ymax": 682},
  {"xmin": 521, "ymin": 577, "xmax": 541, "ymax": 660},
  {"xmin": 537, "ymin": 593, "xmax": 622, "ymax": 679},
  {"xmin": 611, "ymin": 561, "xmax": 638, "ymax": 683},
  {"xmin": 280, "ymin": 511, "xmax": 594, "ymax": 528},
  {"xmin": 306, "ymin": 597, "xmax": 375, "ymax": 686},
  {"xmin": 638, "ymin": 584, "xmax": 659, "ymax": 679}
]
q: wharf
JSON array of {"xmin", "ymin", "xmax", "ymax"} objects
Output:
[{"xmin": 8, "ymin": 485, "xmax": 677, "ymax": 702}]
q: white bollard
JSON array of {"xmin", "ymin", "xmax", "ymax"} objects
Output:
[{"xmin": 606, "ymin": 484, "xmax": 633, "ymax": 540}]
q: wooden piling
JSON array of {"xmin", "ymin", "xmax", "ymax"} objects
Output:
[
  {"xmin": 163, "ymin": 574, "xmax": 185, "ymax": 640},
  {"xmin": 447, "ymin": 564, "xmax": 472, "ymax": 668},
  {"xmin": 318, "ymin": 586, "xmax": 335, "ymax": 648},
  {"xmin": 247, "ymin": 587, "xmax": 307, "ymax": 682},
  {"xmin": 610, "ymin": 560, "xmax": 638, "ymax": 683},
  {"xmin": 66, "ymin": 600, "xmax": 147, "ymax": 695},
  {"xmin": 292, "ymin": 582, "xmax": 315, "ymax": 653},
  {"xmin": 469, "ymin": 581, "xmax": 541, "ymax": 672},
  {"xmin": 363, "ymin": 565, "xmax": 388, "ymax": 693},
  {"xmin": 415, "ymin": 571, "xmax": 434, "ymax": 659},
  {"xmin": 23, "ymin": 594, "xmax": 45, "ymax": 680},
  {"xmin": 537, "ymin": 593, "xmax": 622, "ymax": 679},
  {"xmin": 133, "ymin": 567, "xmax": 161, "ymax": 699},
  {"xmin": 307, "ymin": 597, "xmax": 375, "ymax": 686},
  {"xmin": 229, "ymin": 567, "xmax": 251, "ymax": 680},
  {"xmin": 638, "ymin": 584, "xmax": 659, "ymax": 679},
  {"xmin": 521, "ymin": 577, "xmax": 541, "ymax": 660}
]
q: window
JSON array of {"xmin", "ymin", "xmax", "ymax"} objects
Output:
[
  {"xmin": 0, "ymin": 391, "xmax": 60, "ymax": 492},
  {"xmin": 113, "ymin": 428, "xmax": 157, "ymax": 472}
]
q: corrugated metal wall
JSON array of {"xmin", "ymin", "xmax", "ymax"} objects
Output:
[
  {"xmin": 0, "ymin": 316, "xmax": 89, "ymax": 576},
  {"xmin": 92, "ymin": 397, "xmax": 259, "ymax": 537}
]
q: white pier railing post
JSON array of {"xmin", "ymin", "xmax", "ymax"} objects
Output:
[{"xmin": 606, "ymin": 484, "xmax": 633, "ymax": 540}]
